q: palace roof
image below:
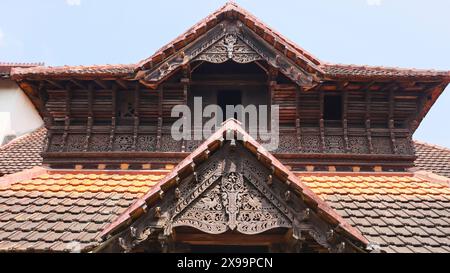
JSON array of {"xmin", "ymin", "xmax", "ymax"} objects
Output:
[
  {"xmin": 1, "ymin": 168, "xmax": 449, "ymax": 252},
  {"xmin": 9, "ymin": 2, "xmax": 450, "ymax": 82}
]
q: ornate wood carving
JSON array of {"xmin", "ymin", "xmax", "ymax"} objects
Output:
[
  {"xmin": 194, "ymin": 33, "xmax": 262, "ymax": 64},
  {"xmin": 138, "ymin": 21, "xmax": 315, "ymax": 88},
  {"xmin": 108, "ymin": 142, "xmax": 359, "ymax": 252}
]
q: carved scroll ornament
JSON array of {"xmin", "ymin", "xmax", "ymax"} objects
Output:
[{"xmin": 194, "ymin": 34, "xmax": 262, "ymax": 64}]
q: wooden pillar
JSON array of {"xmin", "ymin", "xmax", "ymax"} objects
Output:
[
  {"xmin": 109, "ymin": 85, "xmax": 117, "ymax": 151},
  {"xmin": 60, "ymin": 86, "xmax": 72, "ymax": 152},
  {"xmin": 296, "ymin": 86, "xmax": 302, "ymax": 150},
  {"xmin": 156, "ymin": 86, "xmax": 163, "ymax": 151},
  {"xmin": 181, "ymin": 76, "xmax": 189, "ymax": 153},
  {"xmin": 388, "ymin": 89, "xmax": 397, "ymax": 154},
  {"xmin": 132, "ymin": 83, "xmax": 140, "ymax": 151},
  {"xmin": 85, "ymin": 83, "xmax": 94, "ymax": 152},
  {"xmin": 319, "ymin": 90, "xmax": 326, "ymax": 152},
  {"xmin": 342, "ymin": 90, "xmax": 349, "ymax": 152},
  {"xmin": 365, "ymin": 90, "xmax": 373, "ymax": 154},
  {"xmin": 37, "ymin": 83, "xmax": 53, "ymax": 153}
]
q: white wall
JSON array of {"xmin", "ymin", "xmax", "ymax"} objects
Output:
[{"xmin": 0, "ymin": 80, "xmax": 43, "ymax": 145}]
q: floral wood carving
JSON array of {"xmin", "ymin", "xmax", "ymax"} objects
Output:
[
  {"xmin": 195, "ymin": 34, "xmax": 262, "ymax": 64},
  {"xmin": 111, "ymin": 142, "xmax": 360, "ymax": 252}
]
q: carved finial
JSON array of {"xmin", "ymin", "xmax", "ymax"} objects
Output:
[
  {"xmin": 154, "ymin": 207, "xmax": 161, "ymax": 218},
  {"xmin": 285, "ymin": 191, "xmax": 291, "ymax": 202},
  {"xmin": 326, "ymin": 229, "xmax": 335, "ymax": 242},
  {"xmin": 230, "ymin": 139, "xmax": 237, "ymax": 150},
  {"xmin": 130, "ymin": 227, "xmax": 137, "ymax": 239},
  {"xmin": 337, "ymin": 242, "xmax": 346, "ymax": 253},
  {"xmin": 267, "ymin": 175, "xmax": 273, "ymax": 186},
  {"xmin": 118, "ymin": 237, "xmax": 129, "ymax": 252},
  {"xmin": 303, "ymin": 208, "xmax": 310, "ymax": 221},
  {"xmin": 193, "ymin": 172, "xmax": 199, "ymax": 183}
]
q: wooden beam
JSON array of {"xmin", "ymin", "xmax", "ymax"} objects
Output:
[
  {"xmin": 116, "ymin": 79, "xmax": 129, "ymax": 90},
  {"xmin": 70, "ymin": 79, "xmax": 86, "ymax": 90},
  {"xmin": 95, "ymin": 80, "xmax": 109, "ymax": 90},
  {"xmin": 174, "ymin": 233, "xmax": 288, "ymax": 246},
  {"xmin": 45, "ymin": 80, "xmax": 64, "ymax": 90}
]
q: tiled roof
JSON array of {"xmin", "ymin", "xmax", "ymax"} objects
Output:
[
  {"xmin": 322, "ymin": 64, "xmax": 450, "ymax": 81},
  {"xmin": 100, "ymin": 119, "xmax": 369, "ymax": 248},
  {"xmin": 0, "ymin": 169, "xmax": 166, "ymax": 252},
  {"xmin": 302, "ymin": 173, "xmax": 450, "ymax": 253},
  {"xmin": 0, "ymin": 128, "xmax": 46, "ymax": 177},
  {"xmin": 9, "ymin": 3, "xmax": 450, "ymax": 83},
  {"xmin": 0, "ymin": 168, "xmax": 449, "ymax": 252},
  {"xmin": 413, "ymin": 141, "xmax": 450, "ymax": 179},
  {"xmin": 11, "ymin": 64, "xmax": 135, "ymax": 80},
  {"xmin": 0, "ymin": 63, "xmax": 44, "ymax": 78}
]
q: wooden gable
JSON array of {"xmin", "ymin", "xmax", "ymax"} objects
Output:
[{"xmin": 98, "ymin": 120, "xmax": 370, "ymax": 253}]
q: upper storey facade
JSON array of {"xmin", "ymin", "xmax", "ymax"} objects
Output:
[{"xmin": 10, "ymin": 2, "xmax": 450, "ymax": 172}]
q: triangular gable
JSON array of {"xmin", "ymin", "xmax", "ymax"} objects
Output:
[
  {"xmin": 134, "ymin": 2, "xmax": 323, "ymax": 89},
  {"xmin": 99, "ymin": 119, "xmax": 370, "ymax": 253}
]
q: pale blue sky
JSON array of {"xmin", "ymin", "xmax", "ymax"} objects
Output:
[{"xmin": 1, "ymin": 0, "xmax": 449, "ymax": 147}]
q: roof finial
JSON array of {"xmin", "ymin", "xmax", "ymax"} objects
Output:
[{"xmin": 225, "ymin": 0, "xmax": 238, "ymax": 8}]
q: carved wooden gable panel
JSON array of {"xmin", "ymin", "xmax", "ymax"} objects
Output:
[
  {"xmin": 109, "ymin": 141, "xmax": 364, "ymax": 253},
  {"xmin": 138, "ymin": 21, "xmax": 315, "ymax": 88},
  {"xmin": 194, "ymin": 33, "xmax": 262, "ymax": 64}
]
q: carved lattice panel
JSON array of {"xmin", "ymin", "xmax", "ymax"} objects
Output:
[
  {"xmin": 113, "ymin": 135, "xmax": 133, "ymax": 151},
  {"xmin": 66, "ymin": 135, "xmax": 86, "ymax": 152},
  {"xmin": 275, "ymin": 135, "xmax": 300, "ymax": 154},
  {"xmin": 90, "ymin": 135, "xmax": 110, "ymax": 152},
  {"xmin": 396, "ymin": 138, "xmax": 414, "ymax": 155},
  {"xmin": 301, "ymin": 136, "xmax": 321, "ymax": 153},
  {"xmin": 185, "ymin": 140, "xmax": 202, "ymax": 152},
  {"xmin": 136, "ymin": 135, "xmax": 156, "ymax": 152},
  {"xmin": 348, "ymin": 137, "xmax": 369, "ymax": 154},
  {"xmin": 325, "ymin": 136, "xmax": 345, "ymax": 154},
  {"xmin": 48, "ymin": 135, "xmax": 63, "ymax": 152},
  {"xmin": 160, "ymin": 135, "xmax": 181, "ymax": 152}
]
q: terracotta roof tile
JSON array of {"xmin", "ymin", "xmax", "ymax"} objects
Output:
[
  {"xmin": 322, "ymin": 63, "xmax": 450, "ymax": 81},
  {"xmin": 11, "ymin": 64, "xmax": 135, "ymax": 80},
  {"xmin": 0, "ymin": 128, "xmax": 46, "ymax": 177},
  {"xmin": 300, "ymin": 173, "xmax": 450, "ymax": 253},
  {"xmin": 0, "ymin": 169, "xmax": 164, "ymax": 252},
  {"xmin": 413, "ymin": 140, "xmax": 450, "ymax": 179}
]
